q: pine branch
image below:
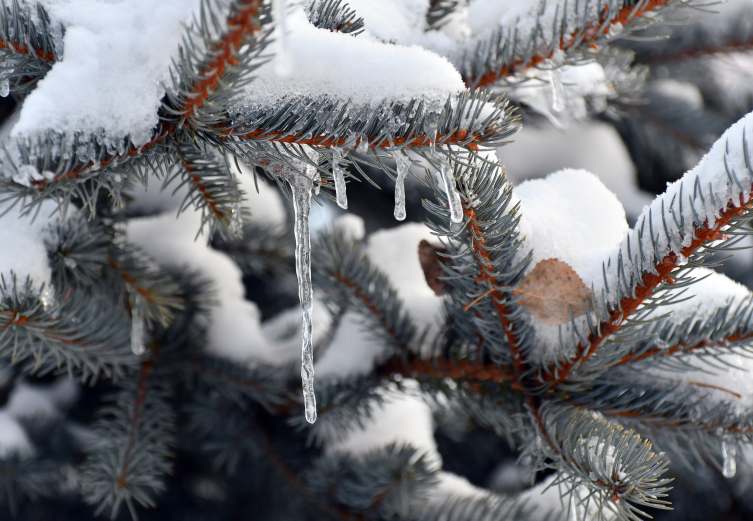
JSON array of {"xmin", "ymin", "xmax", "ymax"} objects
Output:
[
  {"xmin": 308, "ymin": 0, "xmax": 365, "ymax": 35},
  {"xmin": 173, "ymin": 139, "xmax": 247, "ymax": 240},
  {"xmin": 46, "ymin": 213, "xmax": 110, "ymax": 289},
  {"xmin": 80, "ymin": 361, "xmax": 176, "ymax": 520},
  {"xmin": 425, "ymin": 0, "xmax": 461, "ymax": 32},
  {"xmin": 463, "ymin": 0, "xmax": 683, "ymax": 89},
  {"xmin": 0, "ymin": 276, "xmax": 136, "ymax": 381},
  {"xmin": 0, "ymin": 0, "xmax": 57, "ymax": 95},
  {"xmin": 0, "ymin": 454, "xmax": 60, "ymax": 516}
]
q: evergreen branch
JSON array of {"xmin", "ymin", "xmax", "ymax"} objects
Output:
[
  {"xmin": 305, "ymin": 444, "xmax": 438, "ymax": 520},
  {"xmin": 409, "ymin": 491, "xmax": 530, "ymax": 521},
  {"xmin": 46, "ymin": 213, "xmax": 110, "ymax": 289},
  {"xmin": 0, "ymin": 276, "xmax": 136, "ymax": 382},
  {"xmin": 211, "ymin": 219, "xmax": 294, "ymax": 275},
  {"xmin": 173, "ymin": 139, "xmax": 247, "ymax": 240},
  {"xmin": 0, "ymin": 0, "xmax": 57, "ymax": 95},
  {"xmin": 308, "ymin": 0, "xmax": 365, "ymax": 35},
  {"xmin": 80, "ymin": 362, "xmax": 176, "ymax": 520},
  {"xmin": 532, "ymin": 404, "xmax": 672, "ymax": 520},
  {"xmin": 463, "ymin": 0, "xmax": 681, "ymax": 89},
  {"xmin": 426, "ymin": 0, "xmax": 461, "ymax": 32},
  {"xmin": 0, "ymin": 454, "xmax": 60, "ymax": 516}
]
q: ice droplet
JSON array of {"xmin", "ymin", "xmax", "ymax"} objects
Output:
[
  {"xmin": 722, "ymin": 439, "xmax": 736, "ymax": 478},
  {"xmin": 272, "ymin": 0, "xmax": 293, "ymax": 76},
  {"xmin": 63, "ymin": 256, "xmax": 77, "ymax": 269},
  {"xmin": 289, "ymin": 168, "xmax": 317, "ymax": 424},
  {"xmin": 424, "ymin": 111, "xmax": 439, "ymax": 149},
  {"xmin": 332, "ymin": 147, "xmax": 347, "ymax": 209},
  {"xmin": 549, "ymin": 70, "xmax": 566, "ymax": 113},
  {"xmin": 130, "ymin": 300, "xmax": 146, "ymax": 355},
  {"xmin": 39, "ymin": 285, "xmax": 56, "ymax": 309},
  {"xmin": 436, "ymin": 153, "xmax": 463, "ymax": 223},
  {"xmin": 393, "ymin": 151, "xmax": 411, "ymax": 221},
  {"xmin": 0, "ymin": 79, "xmax": 9, "ymax": 97},
  {"xmin": 356, "ymin": 137, "xmax": 369, "ymax": 154}
]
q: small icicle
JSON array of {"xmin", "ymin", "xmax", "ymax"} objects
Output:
[
  {"xmin": 0, "ymin": 79, "xmax": 9, "ymax": 97},
  {"xmin": 549, "ymin": 70, "xmax": 566, "ymax": 113},
  {"xmin": 130, "ymin": 299, "xmax": 146, "ymax": 356},
  {"xmin": 722, "ymin": 439, "xmax": 737, "ymax": 478},
  {"xmin": 393, "ymin": 150, "xmax": 411, "ymax": 220},
  {"xmin": 289, "ymin": 168, "xmax": 317, "ymax": 424},
  {"xmin": 436, "ymin": 153, "xmax": 463, "ymax": 223},
  {"xmin": 356, "ymin": 137, "xmax": 369, "ymax": 154},
  {"xmin": 332, "ymin": 147, "xmax": 347, "ymax": 209},
  {"xmin": 272, "ymin": 0, "xmax": 292, "ymax": 76},
  {"xmin": 424, "ymin": 111, "xmax": 439, "ymax": 150}
]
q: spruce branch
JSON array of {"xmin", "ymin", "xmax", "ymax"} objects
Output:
[
  {"xmin": 0, "ymin": 0, "xmax": 56, "ymax": 96},
  {"xmin": 80, "ymin": 361, "xmax": 176, "ymax": 520},
  {"xmin": 426, "ymin": 0, "xmax": 461, "ymax": 32},
  {"xmin": 307, "ymin": 0, "xmax": 365, "ymax": 35},
  {"xmin": 462, "ymin": 0, "xmax": 685, "ymax": 89}
]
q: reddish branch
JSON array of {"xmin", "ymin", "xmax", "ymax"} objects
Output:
[
  {"xmin": 468, "ymin": 0, "xmax": 672, "ymax": 88},
  {"xmin": 108, "ymin": 259, "xmax": 158, "ymax": 304},
  {"xmin": 648, "ymin": 39, "xmax": 753, "ymax": 63},
  {"xmin": 543, "ymin": 199, "xmax": 749, "ymax": 386},
  {"xmin": 0, "ymin": 39, "xmax": 55, "ymax": 62},
  {"xmin": 617, "ymin": 332, "xmax": 753, "ymax": 365}
]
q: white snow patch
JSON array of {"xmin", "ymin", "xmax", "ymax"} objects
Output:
[
  {"xmin": 0, "ymin": 412, "xmax": 33, "ymax": 459},
  {"xmin": 13, "ymin": 0, "xmax": 204, "ymax": 146},
  {"xmin": 315, "ymin": 312, "xmax": 387, "ymax": 379},
  {"xmin": 238, "ymin": 4, "xmax": 464, "ymax": 109}
]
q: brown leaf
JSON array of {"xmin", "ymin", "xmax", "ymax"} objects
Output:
[
  {"xmin": 512, "ymin": 258, "xmax": 590, "ymax": 326},
  {"xmin": 418, "ymin": 239, "xmax": 448, "ymax": 296}
]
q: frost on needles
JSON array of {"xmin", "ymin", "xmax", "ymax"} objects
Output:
[{"xmin": 1, "ymin": 0, "xmax": 753, "ymax": 519}]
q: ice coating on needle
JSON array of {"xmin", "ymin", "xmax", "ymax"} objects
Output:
[
  {"xmin": 332, "ymin": 146, "xmax": 348, "ymax": 209},
  {"xmin": 393, "ymin": 150, "xmax": 411, "ymax": 220},
  {"xmin": 13, "ymin": 0, "xmax": 204, "ymax": 147},
  {"xmin": 130, "ymin": 298, "xmax": 146, "ymax": 356},
  {"xmin": 437, "ymin": 153, "xmax": 463, "ymax": 223},
  {"xmin": 289, "ymin": 168, "xmax": 317, "ymax": 424}
]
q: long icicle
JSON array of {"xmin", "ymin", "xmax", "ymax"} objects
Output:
[
  {"xmin": 393, "ymin": 150, "xmax": 411, "ymax": 220},
  {"xmin": 289, "ymin": 167, "xmax": 317, "ymax": 423}
]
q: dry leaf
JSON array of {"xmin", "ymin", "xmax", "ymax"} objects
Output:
[
  {"xmin": 418, "ymin": 239, "xmax": 448, "ymax": 296},
  {"xmin": 513, "ymin": 258, "xmax": 589, "ymax": 326}
]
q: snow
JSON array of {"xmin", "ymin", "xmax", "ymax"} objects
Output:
[
  {"xmin": 237, "ymin": 4, "xmax": 464, "ymax": 110},
  {"xmin": 315, "ymin": 312, "xmax": 389, "ymax": 379},
  {"xmin": 0, "ymin": 199, "xmax": 69, "ymax": 293},
  {"xmin": 514, "ymin": 169, "xmax": 629, "ymax": 289},
  {"xmin": 366, "ymin": 223, "xmax": 445, "ymax": 337},
  {"xmin": 127, "ymin": 202, "xmax": 328, "ymax": 366},
  {"xmin": 0, "ymin": 412, "xmax": 33, "ymax": 458},
  {"xmin": 13, "ymin": 0, "xmax": 204, "ymax": 147}
]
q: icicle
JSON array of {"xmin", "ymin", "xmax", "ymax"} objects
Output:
[
  {"xmin": 0, "ymin": 79, "xmax": 9, "ymax": 97},
  {"xmin": 289, "ymin": 168, "xmax": 317, "ymax": 424},
  {"xmin": 332, "ymin": 146, "xmax": 347, "ymax": 209},
  {"xmin": 722, "ymin": 439, "xmax": 737, "ymax": 478},
  {"xmin": 436, "ymin": 153, "xmax": 463, "ymax": 223},
  {"xmin": 130, "ymin": 299, "xmax": 146, "ymax": 355},
  {"xmin": 424, "ymin": 111, "xmax": 439, "ymax": 149},
  {"xmin": 272, "ymin": 0, "xmax": 292, "ymax": 76},
  {"xmin": 393, "ymin": 150, "xmax": 411, "ymax": 220},
  {"xmin": 356, "ymin": 137, "xmax": 369, "ymax": 154},
  {"xmin": 549, "ymin": 70, "xmax": 566, "ymax": 113}
]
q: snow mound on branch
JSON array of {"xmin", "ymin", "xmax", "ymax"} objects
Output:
[
  {"xmin": 239, "ymin": 4, "xmax": 464, "ymax": 109},
  {"xmin": 13, "ymin": 0, "xmax": 204, "ymax": 147},
  {"xmin": 514, "ymin": 168, "xmax": 629, "ymax": 288},
  {"xmin": 0, "ymin": 199, "xmax": 70, "ymax": 292}
]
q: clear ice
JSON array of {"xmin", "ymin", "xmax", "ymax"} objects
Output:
[
  {"xmin": 0, "ymin": 79, "xmax": 9, "ymax": 98},
  {"xmin": 289, "ymin": 168, "xmax": 317, "ymax": 424},
  {"xmin": 332, "ymin": 147, "xmax": 348, "ymax": 209},
  {"xmin": 356, "ymin": 137, "xmax": 369, "ymax": 154},
  {"xmin": 393, "ymin": 150, "xmax": 411, "ymax": 221},
  {"xmin": 436, "ymin": 153, "xmax": 463, "ymax": 223},
  {"xmin": 131, "ymin": 299, "xmax": 146, "ymax": 355},
  {"xmin": 722, "ymin": 439, "xmax": 736, "ymax": 478}
]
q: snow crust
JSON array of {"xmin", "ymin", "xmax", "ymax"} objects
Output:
[
  {"xmin": 238, "ymin": 4, "xmax": 464, "ymax": 110},
  {"xmin": 13, "ymin": 0, "xmax": 204, "ymax": 146}
]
